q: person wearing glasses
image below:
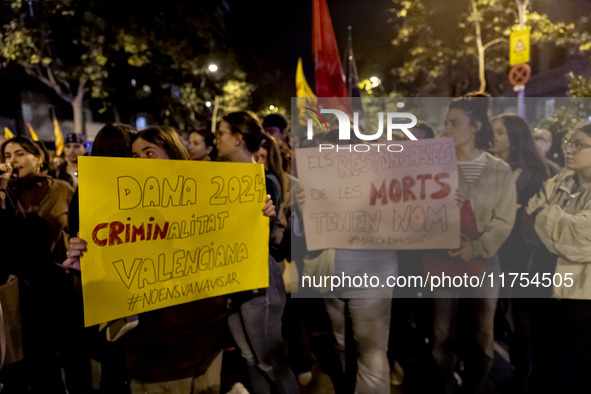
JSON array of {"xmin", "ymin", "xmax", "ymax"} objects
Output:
[
  {"xmin": 524, "ymin": 122, "xmax": 591, "ymax": 393},
  {"xmin": 533, "ymin": 128, "xmax": 562, "ymax": 176}
]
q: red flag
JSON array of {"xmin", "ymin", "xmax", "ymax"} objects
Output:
[{"xmin": 313, "ymin": 0, "xmax": 352, "ymax": 115}]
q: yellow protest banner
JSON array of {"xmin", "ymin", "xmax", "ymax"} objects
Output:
[
  {"xmin": 78, "ymin": 157, "xmax": 270, "ymax": 327},
  {"xmin": 510, "ymin": 27, "xmax": 530, "ymax": 66}
]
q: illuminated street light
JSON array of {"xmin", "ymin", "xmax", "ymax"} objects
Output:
[
  {"xmin": 206, "ymin": 101, "xmax": 212, "ymax": 108},
  {"xmin": 370, "ymin": 76, "xmax": 379, "ymax": 84},
  {"xmin": 208, "ymin": 64, "xmax": 218, "ymax": 72},
  {"xmin": 269, "ymin": 105, "xmax": 275, "ymax": 110}
]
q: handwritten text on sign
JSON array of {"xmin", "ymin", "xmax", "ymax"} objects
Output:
[
  {"xmin": 79, "ymin": 157, "xmax": 269, "ymax": 326},
  {"xmin": 296, "ymin": 138, "xmax": 460, "ymax": 250}
]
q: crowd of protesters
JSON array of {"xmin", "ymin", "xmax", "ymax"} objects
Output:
[{"xmin": 0, "ymin": 97, "xmax": 590, "ymax": 394}]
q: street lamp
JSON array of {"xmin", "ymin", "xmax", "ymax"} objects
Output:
[
  {"xmin": 269, "ymin": 105, "xmax": 275, "ymax": 110},
  {"xmin": 206, "ymin": 101, "xmax": 212, "ymax": 108},
  {"xmin": 208, "ymin": 64, "xmax": 218, "ymax": 72},
  {"xmin": 369, "ymin": 76, "xmax": 386, "ymax": 94}
]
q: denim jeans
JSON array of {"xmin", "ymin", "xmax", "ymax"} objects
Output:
[
  {"xmin": 324, "ymin": 296, "xmax": 392, "ymax": 394},
  {"xmin": 431, "ymin": 255, "xmax": 501, "ymax": 394},
  {"xmin": 228, "ymin": 258, "xmax": 299, "ymax": 394}
]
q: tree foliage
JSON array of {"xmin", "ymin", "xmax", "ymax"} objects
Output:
[
  {"xmin": 0, "ymin": 0, "xmax": 113, "ymax": 132},
  {"xmin": 391, "ymin": 0, "xmax": 591, "ymax": 95},
  {"xmin": 537, "ymin": 73, "xmax": 591, "ymax": 135},
  {"xmin": 0, "ymin": 0, "xmax": 253, "ymax": 132}
]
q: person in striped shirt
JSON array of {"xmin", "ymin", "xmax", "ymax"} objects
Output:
[{"xmin": 433, "ymin": 97, "xmax": 516, "ymax": 394}]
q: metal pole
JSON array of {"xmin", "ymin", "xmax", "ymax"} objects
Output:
[
  {"xmin": 211, "ymin": 96, "xmax": 220, "ymax": 132},
  {"xmin": 516, "ymin": 0, "xmax": 528, "ymax": 118},
  {"xmin": 518, "ymin": 86, "xmax": 526, "ymax": 119},
  {"xmin": 347, "ymin": 26, "xmax": 353, "ymax": 97}
]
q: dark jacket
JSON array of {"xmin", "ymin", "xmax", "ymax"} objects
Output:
[
  {"xmin": 1, "ymin": 174, "xmax": 75, "ymax": 298},
  {"xmin": 55, "ymin": 162, "xmax": 76, "ymax": 188},
  {"xmin": 123, "ymin": 296, "xmax": 228, "ymax": 382},
  {"xmin": 498, "ymin": 166, "xmax": 548, "ymax": 274}
]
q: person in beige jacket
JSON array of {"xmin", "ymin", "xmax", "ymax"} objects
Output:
[
  {"xmin": 524, "ymin": 122, "xmax": 591, "ymax": 393},
  {"xmin": 434, "ymin": 97, "xmax": 516, "ymax": 394}
]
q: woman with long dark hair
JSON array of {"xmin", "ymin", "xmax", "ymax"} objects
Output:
[
  {"xmin": 525, "ymin": 122, "xmax": 591, "ymax": 392},
  {"xmin": 433, "ymin": 97, "xmax": 516, "ymax": 394},
  {"xmin": 489, "ymin": 114, "xmax": 549, "ymax": 392},
  {"xmin": 66, "ymin": 124, "xmax": 136, "ymax": 393},
  {"xmin": 0, "ymin": 136, "xmax": 78, "ymax": 393},
  {"xmin": 188, "ymin": 128, "xmax": 217, "ymax": 161},
  {"xmin": 66, "ymin": 125, "xmax": 277, "ymax": 394},
  {"xmin": 256, "ymin": 134, "xmax": 284, "ymax": 200},
  {"xmin": 216, "ymin": 111, "xmax": 299, "ymax": 394}
]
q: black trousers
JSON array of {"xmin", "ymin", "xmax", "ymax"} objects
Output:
[{"xmin": 529, "ymin": 298, "xmax": 591, "ymax": 394}]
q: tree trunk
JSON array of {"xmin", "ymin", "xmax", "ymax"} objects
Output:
[
  {"xmin": 477, "ymin": 42, "xmax": 486, "ymax": 93},
  {"xmin": 472, "ymin": 0, "xmax": 487, "ymax": 93},
  {"xmin": 72, "ymin": 93, "xmax": 84, "ymax": 135}
]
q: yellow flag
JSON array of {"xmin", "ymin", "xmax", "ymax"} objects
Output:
[
  {"xmin": 53, "ymin": 117, "xmax": 64, "ymax": 156},
  {"xmin": 4, "ymin": 127, "xmax": 14, "ymax": 139},
  {"xmin": 27, "ymin": 123, "xmax": 39, "ymax": 141},
  {"xmin": 296, "ymin": 58, "xmax": 318, "ymax": 126}
]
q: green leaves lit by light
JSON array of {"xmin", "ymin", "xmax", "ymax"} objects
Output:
[
  {"xmin": 220, "ymin": 80, "xmax": 254, "ymax": 114},
  {"xmin": 116, "ymin": 31, "xmax": 151, "ymax": 67}
]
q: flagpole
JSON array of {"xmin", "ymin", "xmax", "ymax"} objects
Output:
[{"xmin": 347, "ymin": 26, "xmax": 353, "ymax": 97}]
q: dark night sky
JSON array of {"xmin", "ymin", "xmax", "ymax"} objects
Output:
[
  {"xmin": 226, "ymin": 0, "xmax": 590, "ymax": 111},
  {"xmin": 227, "ymin": 0, "xmax": 398, "ymax": 111}
]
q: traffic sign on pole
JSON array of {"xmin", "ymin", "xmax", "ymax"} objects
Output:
[
  {"xmin": 510, "ymin": 27, "xmax": 531, "ymax": 66},
  {"xmin": 509, "ymin": 63, "xmax": 531, "ymax": 86}
]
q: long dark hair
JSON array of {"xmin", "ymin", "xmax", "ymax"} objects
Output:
[
  {"xmin": 492, "ymin": 114, "xmax": 548, "ymax": 175},
  {"xmin": 131, "ymin": 126, "xmax": 190, "ymax": 160},
  {"xmin": 260, "ymin": 134, "xmax": 284, "ymax": 198},
  {"xmin": 222, "ymin": 111, "xmax": 265, "ymax": 153},
  {"xmin": 449, "ymin": 97, "xmax": 494, "ymax": 151},
  {"xmin": 91, "ymin": 124, "xmax": 135, "ymax": 158}
]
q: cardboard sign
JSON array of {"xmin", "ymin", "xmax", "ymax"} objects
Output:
[
  {"xmin": 78, "ymin": 157, "xmax": 269, "ymax": 326},
  {"xmin": 295, "ymin": 138, "xmax": 460, "ymax": 250},
  {"xmin": 510, "ymin": 27, "xmax": 531, "ymax": 66}
]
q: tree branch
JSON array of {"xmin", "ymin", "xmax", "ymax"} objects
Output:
[
  {"xmin": 44, "ymin": 64, "xmax": 73, "ymax": 98},
  {"xmin": 29, "ymin": 65, "xmax": 73, "ymax": 103},
  {"xmin": 483, "ymin": 37, "xmax": 508, "ymax": 51}
]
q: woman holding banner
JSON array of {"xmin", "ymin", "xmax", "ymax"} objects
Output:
[
  {"xmin": 215, "ymin": 111, "xmax": 300, "ymax": 394},
  {"xmin": 67, "ymin": 124, "xmax": 136, "ymax": 394},
  {"xmin": 294, "ymin": 130, "xmax": 397, "ymax": 394},
  {"xmin": 433, "ymin": 97, "xmax": 516, "ymax": 394},
  {"xmin": 66, "ymin": 124, "xmax": 281, "ymax": 394}
]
